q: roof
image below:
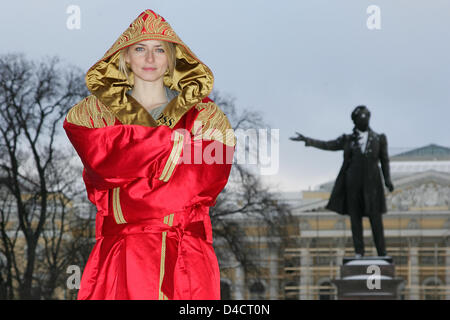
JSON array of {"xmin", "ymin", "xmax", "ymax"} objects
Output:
[{"xmin": 391, "ymin": 144, "xmax": 450, "ymax": 161}]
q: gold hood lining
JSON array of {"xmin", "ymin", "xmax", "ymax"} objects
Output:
[{"xmin": 85, "ymin": 10, "xmax": 214, "ymax": 128}]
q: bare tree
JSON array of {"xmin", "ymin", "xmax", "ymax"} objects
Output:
[
  {"xmin": 209, "ymin": 91, "xmax": 296, "ymax": 298},
  {"xmin": 0, "ymin": 54, "xmax": 295, "ymax": 299},
  {"xmin": 0, "ymin": 53, "xmax": 89, "ymax": 299}
]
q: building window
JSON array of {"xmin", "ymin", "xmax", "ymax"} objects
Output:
[
  {"xmin": 419, "ymin": 253, "xmax": 445, "ymax": 266},
  {"xmin": 315, "ymin": 255, "xmax": 332, "ymax": 266},
  {"xmin": 220, "ymin": 280, "xmax": 231, "ymax": 300},
  {"xmin": 390, "ymin": 253, "xmax": 408, "ymax": 265},
  {"xmin": 423, "ymin": 277, "xmax": 443, "ymax": 300},
  {"xmin": 249, "ymin": 281, "xmax": 265, "ymax": 300},
  {"xmin": 318, "ymin": 280, "xmax": 334, "ymax": 300},
  {"xmin": 284, "ymin": 281, "xmax": 299, "ymax": 300}
]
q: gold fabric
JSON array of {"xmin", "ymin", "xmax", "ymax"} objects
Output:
[
  {"xmin": 66, "ymin": 96, "xmax": 116, "ymax": 128},
  {"xmin": 84, "ymin": 9, "xmax": 214, "ymax": 128},
  {"xmin": 158, "ymin": 130, "xmax": 184, "ymax": 182},
  {"xmin": 112, "ymin": 187, "xmax": 127, "ymax": 224},
  {"xmin": 193, "ymin": 102, "xmax": 237, "ymax": 147},
  {"xmin": 159, "ymin": 213, "xmax": 174, "ymax": 300}
]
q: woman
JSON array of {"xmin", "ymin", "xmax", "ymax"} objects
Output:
[{"xmin": 63, "ymin": 9, "xmax": 236, "ymax": 300}]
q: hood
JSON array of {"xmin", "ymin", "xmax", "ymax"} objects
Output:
[{"xmin": 85, "ymin": 9, "xmax": 214, "ymax": 128}]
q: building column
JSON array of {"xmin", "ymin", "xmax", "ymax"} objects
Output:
[
  {"xmin": 300, "ymin": 247, "xmax": 312, "ymax": 300},
  {"xmin": 234, "ymin": 263, "xmax": 245, "ymax": 300},
  {"xmin": 408, "ymin": 239, "xmax": 420, "ymax": 300},
  {"xmin": 335, "ymin": 236, "xmax": 346, "ymax": 270},
  {"xmin": 335, "ymin": 247, "xmax": 346, "ymax": 277},
  {"xmin": 269, "ymin": 248, "xmax": 279, "ymax": 299},
  {"xmin": 445, "ymin": 241, "xmax": 450, "ymax": 300}
]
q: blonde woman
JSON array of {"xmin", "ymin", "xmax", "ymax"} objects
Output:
[{"xmin": 64, "ymin": 9, "xmax": 236, "ymax": 300}]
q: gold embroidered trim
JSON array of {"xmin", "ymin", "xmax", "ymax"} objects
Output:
[
  {"xmin": 192, "ymin": 102, "xmax": 236, "ymax": 147},
  {"xmin": 85, "ymin": 9, "xmax": 213, "ymax": 129},
  {"xmin": 112, "ymin": 187, "xmax": 127, "ymax": 224},
  {"xmin": 158, "ymin": 131, "xmax": 184, "ymax": 182},
  {"xmin": 66, "ymin": 96, "xmax": 116, "ymax": 128},
  {"xmin": 159, "ymin": 213, "xmax": 174, "ymax": 300},
  {"xmin": 103, "ymin": 11, "xmax": 182, "ymax": 61}
]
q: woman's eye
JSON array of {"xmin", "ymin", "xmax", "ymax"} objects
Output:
[
  {"xmin": 155, "ymin": 48, "xmax": 165, "ymax": 53},
  {"xmin": 135, "ymin": 47, "xmax": 145, "ymax": 52}
]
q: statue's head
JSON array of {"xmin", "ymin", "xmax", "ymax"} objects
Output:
[{"xmin": 351, "ymin": 105, "xmax": 370, "ymax": 131}]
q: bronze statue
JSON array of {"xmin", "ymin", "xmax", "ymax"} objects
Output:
[{"xmin": 290, "ymin": 106, "xmax": 394, "ymax": 257}]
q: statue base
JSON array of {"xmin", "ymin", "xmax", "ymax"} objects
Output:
[{"xmin": 331, "ymin": 256, "xmax": 404, "ymax": 300}]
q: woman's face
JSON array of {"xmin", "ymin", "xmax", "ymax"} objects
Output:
[{"xmin": 125, "ymin": 40, "xmax": 169, "ymax": 83}]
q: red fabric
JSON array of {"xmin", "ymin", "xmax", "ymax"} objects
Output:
[{"xmin": 63, "ymin": 103, "xmax": 234, "ymax": 300}]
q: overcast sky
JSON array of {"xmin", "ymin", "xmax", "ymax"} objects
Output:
[{"xmin": 2, "ymin": 0, "xmax": 449, "ymax": 193}]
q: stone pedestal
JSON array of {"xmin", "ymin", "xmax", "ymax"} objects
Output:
[{"xmin": 332, "ymin": 256, "xmax": 404, "ymax": 300}]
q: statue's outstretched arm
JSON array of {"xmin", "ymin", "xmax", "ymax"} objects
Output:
[{"xmin": 303, "ymin": 134, "xmax": 346, "ymax": 151}]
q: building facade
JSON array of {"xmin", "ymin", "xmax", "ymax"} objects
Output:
[{"xmin": 220, "ymin": 144, "xmax": 450, "ymax": 300}]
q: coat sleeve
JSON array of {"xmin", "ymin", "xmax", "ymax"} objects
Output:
[
  {"xmin": 304, "ymin": 134, "xmax": 346, "ymax": 151},
  {"xmin": 181, "ymin": 99, "xmax": 236, "ymax": 207},
  {"xmin": 379, "ymin": 133, "xmax": 392, "ymax": 184},
  {"xmin": 63, "ymin": 96, "xmax": 173, "ymax": 189}
]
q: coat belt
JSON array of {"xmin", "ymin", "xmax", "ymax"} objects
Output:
[{"xmin": 101, "ymin": 204, "xmax": 208, "ymax": 300}]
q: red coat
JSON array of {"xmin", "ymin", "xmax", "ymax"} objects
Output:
[
  {"xmin": 64, "ymin": 95, "xmax": 235, "ymax": 300},
  {"xmin": 63, "ymin": 9, "xmax": 236, "ymax": 300}
]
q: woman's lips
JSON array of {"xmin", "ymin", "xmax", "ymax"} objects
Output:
[{"xmin": 143, "ymin": 67, "xmax": 157, "ymax": 71}]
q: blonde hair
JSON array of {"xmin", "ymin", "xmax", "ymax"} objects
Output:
[{"xmin": 118, "ymin": 41, "xmax": 176, "ymax": 81}]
